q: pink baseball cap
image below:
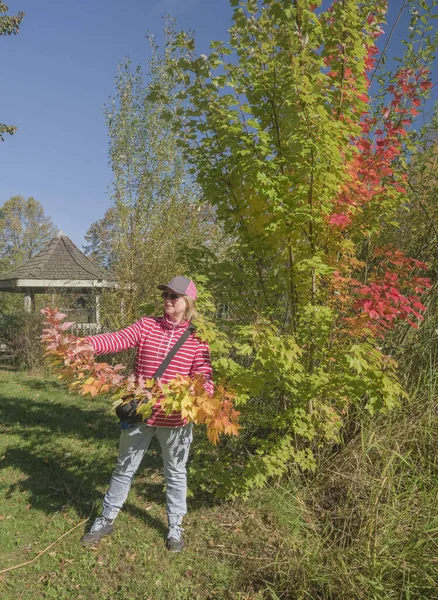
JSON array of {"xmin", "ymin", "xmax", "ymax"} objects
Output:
[{"xmin": 157, "ymin": 276, "xmax": 197, "ymax": 300}]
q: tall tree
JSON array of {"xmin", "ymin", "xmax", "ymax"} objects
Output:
[
  {"xmin": 0, "ymin": 2, "xmax": 24, "ymax": 141},
  {"xmin": 83, "ymin": 206, "xmax": 117, "ymax": 271},
  {"xmin": 0, "ymin": 196, "xmax": 57, "ymax": 272},
  {"xmin": 85, "ymin": 19, "xmax": 226, "ymax": 327},
  {"xmin": 172, "ymin": 0, "xmax": 437, "ymax": 497}
]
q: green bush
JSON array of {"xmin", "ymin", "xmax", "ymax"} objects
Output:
[{"xmin": 0, "ymin": 311, "xmax": 45, "ymax": 371}]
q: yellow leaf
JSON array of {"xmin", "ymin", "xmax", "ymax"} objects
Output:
[{"xmin": 181, "ymin": 395, "xmax": 193, "ymax": 409}]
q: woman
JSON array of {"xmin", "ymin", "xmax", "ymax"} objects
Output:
[{"xmin": 81, "ymin": 276, "xmax": 213, "ymax": 552}]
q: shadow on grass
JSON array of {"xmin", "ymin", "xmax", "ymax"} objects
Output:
[
  {"xmin": 124, "ymin": 500, "xmax": 168, "ymax": 536},
  {"xmin": 0, "ymin": 385, "xmax": 221, "ymax": 535},
  {"xmin": 22, "ymin": 376, "xmax": 67, "ymax": 392},
  {"xmin": 1, "ymin": 444, "xmax": 169, "ymax": 537}
]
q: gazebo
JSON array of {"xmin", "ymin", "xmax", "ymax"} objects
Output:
[{"xmin": 0, "ymin": 231, "xmax": 117, "ymax": 333}]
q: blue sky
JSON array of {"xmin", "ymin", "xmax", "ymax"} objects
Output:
[{"xmin": 1, "ymin": 0, "xmax": 436, "ymax": 250}]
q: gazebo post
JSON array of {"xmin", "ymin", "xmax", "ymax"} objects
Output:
[
  {"xmin": 24, "ymin": 290, "xmax": 35, "ymax": 313},
  {"xmin": 95, "ymin": 290, "xmax": 101, "ymax": 330}
]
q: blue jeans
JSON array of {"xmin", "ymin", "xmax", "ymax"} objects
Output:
[{"xmin": 102, "ymin": 422, "xmax": 193, "ymax": 524}]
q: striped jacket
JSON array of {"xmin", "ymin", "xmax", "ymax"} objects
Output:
[{"xmin": 86, "ymin": 315, "xmax": 213, "ymax": 428}]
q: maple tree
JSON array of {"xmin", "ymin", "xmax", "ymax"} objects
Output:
[
  {"xmin": 40, "ymin": 0, "xmax": 436, "ymax": 499},
  {"xmin": 163, "ymin": 0, "xmax": 437, "ymax": 498},
  {"xmin": 40, "ymin": 307, "xmax": 240, "ymax": 445}
]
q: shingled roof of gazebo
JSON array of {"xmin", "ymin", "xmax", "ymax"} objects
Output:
[{"xmin": 0, "ymin": 231, "xmax": 116, "ymax": 291}]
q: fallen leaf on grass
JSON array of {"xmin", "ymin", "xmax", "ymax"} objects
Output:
[{"xmin": 59, "ymin": 558, "xmax": 74, "ymax": 569}]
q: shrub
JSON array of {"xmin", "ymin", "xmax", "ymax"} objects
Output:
[{"xmin": 0, "ymin": 311, "xmax": 45, "ymax": 371}]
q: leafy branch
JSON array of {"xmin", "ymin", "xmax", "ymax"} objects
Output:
[{"xmin": 40, "ymin": 307, "xmax": 240, "ymax": 445}]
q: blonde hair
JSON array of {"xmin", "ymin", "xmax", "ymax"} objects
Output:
[{"xmin": 183, "ymin": 296, "xmax": 198, "ymax": 322}]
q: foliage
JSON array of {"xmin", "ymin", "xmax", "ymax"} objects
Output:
[
  {"xmin": 159, "ymin": 374, "xmax": 240, "ymax": 444},
  {"xmin": 0, "ymin": 2, "xmax": 24, "ymax": 141},
  {"xmin": 0, "ymin": 196, "xmax": 58, "ymax": 317},
  {"xmin": 165, "ymin": 0, "xmax": 438, "ymax": 497},
  {"xmin": 0, "ymin": 0, "xmax": 23, "ymax": 34},
  {"xmin": 83, "ymin": 207, "xmax": 117, "ymax": 272},
  {"xmin": 0, "ymin": 370, "xmax": 263, "ymax": 600},
  {"xmin": 0, "ymin": 310, "xmax": 44, "ymax": 370},
  {"xmin": 0, "ymin": 369, "xmax": 435, "ymax": 599},
  {"xmin": 40, "ymin": 307, "xmax": 240, "ymax": 445},
  {"xmin": 0, "ymin": 196, "xmax": 58, "ymax": 274},
  {"xmin": 376, "ymin": 112, "xmax": 438, "ymax": 386},
  {"xmin": 0, "ymin": 196, "xmax": 58, "ymax": 322},
  {"xmin": 84, "ymin": 19, "xmax": 227, "ymax": 329},
  {"xmin": 257, "ymin": 385, "xmax": 438, "ymax": 599}
]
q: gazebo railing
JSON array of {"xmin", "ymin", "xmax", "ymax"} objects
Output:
[
  {"xmin": 59, "ymin": 308, "xmax": 103, "ymax": 336},
  {"xmin": 71, "ymin": 323, "xmax": 102, "ymax": 336}
]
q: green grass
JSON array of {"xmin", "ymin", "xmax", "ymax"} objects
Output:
[
  {"xmin": 0, "ymin": 370, "xmax": 285, "ymax": 600},
  {"xmin": 0, "ymin": 369, "xmax": 437, "ymax": 600}
]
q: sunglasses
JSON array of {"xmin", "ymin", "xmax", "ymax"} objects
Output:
[{"xmin": 161, "ymin": 291, "xmax": 182, "ymax": 301}]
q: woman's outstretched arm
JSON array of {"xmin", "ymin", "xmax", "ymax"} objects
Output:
[{"xmin": 86, "ymin": 318, "xmax": 150, "ymax": 355}]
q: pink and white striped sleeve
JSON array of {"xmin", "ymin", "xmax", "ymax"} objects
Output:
[
  {"xmin": 190, "ymin": 341, "xmax": 214, "ymax": 395},
  {"xmin": 86, "ymin": 318, "xmax": 146, "ymax": 355}
]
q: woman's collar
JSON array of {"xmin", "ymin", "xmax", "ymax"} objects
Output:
[{"xmin": 162, "ymin": 314, "xmax": 190, "ymax": 330}]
